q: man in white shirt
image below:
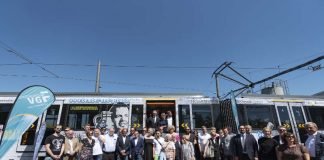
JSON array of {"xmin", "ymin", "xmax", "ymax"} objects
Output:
[
  {"xmin": 92, "ymin": 128, "xmax": 104, "ymax": 160},
  {"xmin": 103, "ymin": 128, "xmax": 118, "ymax": 160},
  {"xmin": 304, "ymin": 122, "xmax": 324, "ymax": 160},
  {"xmin": 198, "ymin": 126, "xmax": 211, "ymax": 158},
  {"xmin": 154, "ymin": 130, "xmax": 165, "ymax": 159}
]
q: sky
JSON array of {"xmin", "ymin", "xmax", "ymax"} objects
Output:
[{"xmin": 0, "ymin": 0, "xmax": 323, "ymax": 97}]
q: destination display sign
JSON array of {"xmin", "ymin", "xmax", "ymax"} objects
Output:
[
  {"xmin": 70, "ymin": 106, "xmax": 99, "ymax": 111},
  {"xmin": 65, "ymin": 97, "xmax": 143, "ymax": 104}
]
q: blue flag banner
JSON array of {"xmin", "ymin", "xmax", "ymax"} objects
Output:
[
  {"xmin": 230, "ymin": 91, "xmax": 239, "ymax": 133},
  {"xmin": 0, "ymin": 86, "xmax": 55, "ymax": 158},
  {"xmin": 33, "ymin": 122, "xmax": 47, "ymax": 160}
]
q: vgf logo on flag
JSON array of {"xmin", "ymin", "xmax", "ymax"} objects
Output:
[{"xmin": 27, "ymin": 91, "xmax": 51, "ymax": 105}]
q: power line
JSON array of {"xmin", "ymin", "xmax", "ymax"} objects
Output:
[
  {"xmin": 0, "ymin": 40, "xmax": 60, "ymax": 78},
  {"xmin": 277, "ymin": 51, "xmax": 324, "ymax": 67},
  {"xmin": 0, "ymin": 62, "xmax": 219, "ymax": 69},
  {"xmin": 0, "ymin": 73, "xmax": 214, "ymax": 93},
  {"xmin": 0, "ymin": 62, "xmax": 315, "ymax": 71}
]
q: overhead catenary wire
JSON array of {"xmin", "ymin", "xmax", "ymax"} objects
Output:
[
  {"xmin": 0, "ymin": 40, "xmax": 60, "ymax": 78},
  {"xmin": 0, "ymin": 62, "xmax": 315, "ymax": 71},
  {"xmin": 0, "ymin": 73, "xmax": 214, "ymax": 93},
  {"xmin": 276, "ymin": 51, "xmax": 324, "ymax": 68}
]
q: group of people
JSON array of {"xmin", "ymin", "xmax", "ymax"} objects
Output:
[
  {"xmin": 224, "ymin": 122, "xmax": 324, "ymax": 160},
  {"xmin": 44, "ymin": 116, "xmax": 324, "ymax": 160}
]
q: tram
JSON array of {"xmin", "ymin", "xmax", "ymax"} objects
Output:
[
  {"xmin": 0, "ymin": 92, "xmax": 219, "ymax": 159},
  {"xmin": 220, "ymin": 93, "xmax": 324, "ymax": 142},
  {"xmin": 1, "ymin": 92, "xmax": 324, "ymax": 159}
]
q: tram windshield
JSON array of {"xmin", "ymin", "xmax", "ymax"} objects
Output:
[
  {"xmin": 238, "ymin": 104, "xmax": 279, "ymax": 129},
  {"xmin": 307, "ymin": 106, "xmax": 324, "ymax": 130},
  {"xmin": 192, "ymin": 104, "xmax": 212, "ymax": 128}
]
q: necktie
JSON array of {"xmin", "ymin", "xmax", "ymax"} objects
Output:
[{"xmin": 242, "ymin": 135, "xmax": 246, "ymax": 151}]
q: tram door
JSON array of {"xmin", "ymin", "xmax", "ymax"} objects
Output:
[
  {"xmin": 146, "ymin": 100, "xmax": 176, "ymax": 130},
  {"xmin": 275, "ymin": 103, "xmax": 307, "ymax": 143}
]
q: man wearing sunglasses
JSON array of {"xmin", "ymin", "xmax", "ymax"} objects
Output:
[
  {"xmin": 45, "ymin": 125, "xmax": 65, "ymax": 160},
  {"xmin": 273, "ymin": 125, "xmax": 287, "ymax": 144}
]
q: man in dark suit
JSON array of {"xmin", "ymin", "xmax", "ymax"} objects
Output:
[
  {"xmin": 146, "ymin": 110, "xmax": 160, "ymax": 130},
  {"xmin": 304, "ymin": 122, "xmax": 324, "ymax": 160},
  {"xmin": 130, "ymin": 131, "xmax": 144, "ymax": 160},
  {"xmin": 273, "ymin": 125, "xmax": 287, "ymax": 144},
  {"xmin": 231, "ymin": 125, "xmax": 258, "ymax": 160},
  {"xmin": 158, "ymin": 113, "xmax": 168, "ymax": 133},
  {"xmin": 173, "ymin": 134, "xmax": 182, "ymax": 160},
  {"xmin": 116, "ymin": 128, "xmax": 131, "ymax": 160}
]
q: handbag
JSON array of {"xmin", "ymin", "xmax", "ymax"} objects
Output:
[
  {"xmin": 204, "ymin": 140, "xmax": 214, "ymax": 158},
  {"xmin": 161, "ymin": 141, "xmax": 170, "ymax": 152}
]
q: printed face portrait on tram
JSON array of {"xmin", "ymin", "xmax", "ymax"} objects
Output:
[
  {"xmin": 93, "ymin": 102, "xmax": 129, "ymax": 131},
  {"xmin": 110, "ymin": 103, "xmax": 129, "ymax": 129}
]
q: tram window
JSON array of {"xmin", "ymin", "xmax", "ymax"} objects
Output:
[
  {"xmin": 308, "ymin": 107, "xmax": 324, "ymax": 129},
  {"xmin": 66, "ymin": 105, "xmax": 100, "ymax": 130},
  {"xmin": 178, "ymin": 105, "xmax": 190, "ymax": 133},
  {"xmin": 192, "ymin": 104, "xmax": 212, "ymax": 128},
  {"xmin": 245, "ymin": 105, "xmax": 277, "ymax": 129},
  {"xmin": 0, "ymin": 104, "xmax": 11, "ymax": 126},
  {"xmin": 20, "ymin": 119, "xmax": 39, "ymax": 145},
  {"xmin": 238, "ymin": 104, "xmax": 248, "ymax": 125},
  {"xmin": 45, "ymin": 105, "xmax": 60, "ymax": 128},
  {"xmin": 42, "ymin": 105, "xmax": 60, "ymax": 145},
  {"xmin": 131, "ymin": 105, "xmax": 143, "ymax": 130},
  {"xmin": 277, "ymin": 106, "xmax": 293, "ymax": 132},
  {"xmin": 291, "ymin": 106, "xmax": 306, "ymax": 128}
]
